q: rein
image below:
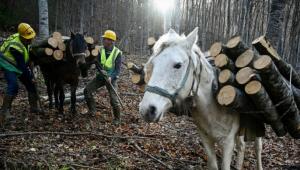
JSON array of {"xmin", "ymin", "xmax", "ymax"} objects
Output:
[{"xmin": 145, "ymin": 52, "xmax": 203, "ymax": 106}]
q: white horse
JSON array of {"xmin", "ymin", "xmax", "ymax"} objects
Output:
[{"xmin": 139, "ymin": 28, "xmax": 262, "ymax": 170}]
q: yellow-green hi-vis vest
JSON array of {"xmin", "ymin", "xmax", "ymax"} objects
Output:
[
  {"xmin": 99, "ymin": 46, "xmax": 122, "ymax": 73},
  {"xmin": 0, "ymin": 33, "xmax": 29, "ymax": 66}
]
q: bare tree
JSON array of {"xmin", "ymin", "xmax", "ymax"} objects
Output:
[{"xmin": 38, "ymin": 0, "xmax": 49, "ymax": 39}]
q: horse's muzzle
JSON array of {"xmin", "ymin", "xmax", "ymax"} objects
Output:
[{"xmin": 141, "ymin": 105, "xmax": 163, "ymax": 123}]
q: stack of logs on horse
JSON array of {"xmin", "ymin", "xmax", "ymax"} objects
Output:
[
  {"xmin": 30, "ymin": 32, "xmax": 98, "ymax": 63},
  {"xmin": 211, "ymin": 35, "xmax": 300, "ymax": 139},
  {"xmin": 128, "ymin": 35, "xmax": 300, "ymax": 139},
  {"xmin": 29, "ymin": 32, "xmax": 98, "ymax": 114}
]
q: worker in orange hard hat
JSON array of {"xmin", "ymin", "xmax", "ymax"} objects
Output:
[
  {"xmin": 0, "ymin": 23, "xmax": 42, "ymax": 127},
  {"xmin": 84, "ymin": 30, "xmax": 123, "ymax": 125}
]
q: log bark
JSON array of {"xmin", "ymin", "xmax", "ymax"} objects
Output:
[
  {"xmin": 235, "ymin": 49, "xmax": 257, "ymax": 68},
  {"xmin": 214, "ymin": 54, "xmax": 235, "ymax": 71},
  {"xmin": 245, "ymin": 80, "xmax": 287, "ymax": 136},
  {"xmin": 254, "ymin": 55, "xmax": 300, "ymax": 138},
  {"xmin": 53, "ymin": 50, "xmax": 64, "ymax": 60},
  {"xmin": 252, "ymin": 36, "xmax": 300, "ymax": 89},
  {"xmin": 225, "ymin": 36, "xmax": 248, "ymax": 61},
  {"xmin": 218, "ymin": 69, "xmax": 235, "ymax": 86},
  {"xmin": 236, "ymin": 67, "xmax": 259, "ymax": 85},
  {"xmin": 127, "ymin": 62, "xmax": 144, "ymax": 74}
]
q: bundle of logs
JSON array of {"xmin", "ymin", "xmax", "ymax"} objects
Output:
[
  {"xmin": 30, "ymin": 32, "xmax": 99, "ymax": 64},
  {"xmin": 211, "ymin": 36, "xmax": 300, "ymax": 139}
]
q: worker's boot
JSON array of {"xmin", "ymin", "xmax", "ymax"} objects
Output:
[
  {"xmin": 28, "ymin": 92, "xmax": 44, "ymax": 114},
  {"xmin": 112, "ymin": 106, "xmax": 121, "ymax": 125},
  {"xmin": 85, "ymin": 97, "xmax": 96, "ymax": 116},
  {"xmin": 0, "ymin": 95, "xmax": 15, "ymax": 126}
]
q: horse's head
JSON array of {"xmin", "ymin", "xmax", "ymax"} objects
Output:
[
  {"xmin": 68, "ymin": 32, "xmax": 87, "ymax": 66},
  {"xmin": 139, "ymin": 27, "xmax": 201, "ymax": 122},
  {"xmin": 67, "ymin": 32, "xmax": 88, "ymax": 77}
]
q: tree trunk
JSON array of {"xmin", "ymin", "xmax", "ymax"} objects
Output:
[
  {"xmin": 254, "ymin": 55, "xmax": 300, "ymax": 138},
  {"xmin": 38, "ymin": 0, "xmax": 49, "ymax": 39},
  {"xmin": 245, "ymin": 80, "xmax": 286, "ymax": 136},
  {"xmin": 214, "ymin": 54, "xmax": 235, "ymax": 71},
  {"xmin": 266, "ymin": 0, "xmax": 286, "ymax": 52}
]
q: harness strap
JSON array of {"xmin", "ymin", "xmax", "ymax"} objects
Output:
[{"xmin": 145, "ymin": 86, "xmax": 177, "ymax": 104}]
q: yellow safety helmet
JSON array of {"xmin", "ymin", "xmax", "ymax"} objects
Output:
[
  {"xmin": 18, "ymin": 23, "xmax": 36, "ymax": 40},
  {"xmin": 102, "ymin": 30, "xmax": 116, "ymax": 41}
]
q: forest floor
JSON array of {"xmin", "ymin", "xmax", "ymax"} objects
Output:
[{"xmin": 0, "ymin": 55, "xmax": 299, "ymax": 170}]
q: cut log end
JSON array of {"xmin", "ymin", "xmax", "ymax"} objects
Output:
[
  {"xmin": 85, "ymin": 50, "xmax": 91, "ymax": 57},
  {"xmin": 217, "ymin": 85, "xmax": 236, "ymax": 106},
  {"xmin": 48, "ymin": 37, "xmax": 58, "ymax": 49},
  {"xmin": 226, "ymin": 36, "xmax": 241, "ymax": 48},
  {"xmin": 245, "ymin": 80, "xmax": 262, "ymax": 95},
  {"xmin": 214, "ymin": 54, "xmax": 228, "ymax": 68},
  {"xmin": 85, "ymin": 36, "xmax": 94, "ymax": 44},
  {"xmin": 209, "ymin": 42, "xmax": 223, "ymax": 57},
  {"xmin": 45, "ymin": 48, "xmax": 53, "ymax": 56},
  {"xmin": 131, "ymin": 74, "xmax": 144, "ymax": 85},
  {"xmin": 252, "ymin": 36, "xmax": 281, "ymax": 60},
  {"xmin": 218, "ymin": 69, "xmax": 234, "ymax": 84},
  {"xmin": 53, "ymin": 50, "xmax": 64, "ymax": 60},
  {"xmin": 236, "ymin": 67, "xmax": 256, "ymax": 85},
  {"xmin": 147, "ymin": 37, "xmax": 156, "ymax": 46},
  {"xmin": 235, "ymin": 49, "xmax": 254, "ymax": 68},
  {"xmin": 253, "ymin": 55, "xmax": 272, "ymax": 70},
  {"xmin": 91, "ymin": 49, "xmax": 99, "ymax": 57},
  {"xmin": 58, "ymin": 42, "xmax": 66, "ymax": 51},
  {"xmin": 251, "ymin": 36, "xmax": 265, "ymax": 45}
]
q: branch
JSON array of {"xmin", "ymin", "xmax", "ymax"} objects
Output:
[{"xmin": 132, "ymin": 142, "xmax": 172, "ymax": 170}]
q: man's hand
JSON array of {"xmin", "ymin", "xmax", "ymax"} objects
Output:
[{"xmin": 108, "ymin": 77, "xmax": 112, "ymax": 83}]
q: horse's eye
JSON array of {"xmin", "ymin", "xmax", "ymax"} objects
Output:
[{"xmin": 174, "ymin": 63, "xmax": 182, "ymax": 69}]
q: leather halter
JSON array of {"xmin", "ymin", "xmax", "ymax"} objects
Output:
[
  {"xmin": 145, "ymin": 53, "xmax": 202, "ymax": 106},
  {"xmin": 68, "ymin": 39, "xmax": 87, "ymax": 58}
]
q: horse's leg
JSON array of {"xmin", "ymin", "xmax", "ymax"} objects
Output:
[
  {"xmin": 221, "ymin": 135, "xmax": 235, "ymax": 170},
  {"xmin": 235, "ymin": 135, "xmax": 245, "ymax": 170},
  {"xmin": 198, "ymin": 131, "xmax": 218, "ymax": 170},
  {"xmin": 46, "ymin": 79, "xmax": 53, "ymax": 109},
  {"xmin": 54, "ymin": 84, "xmax": 59, "ymax": 110},
  {"xmin": 56, "ymin": 84, "xmax": 64, "ymax": 114},
  {"xmin": 70, "ymin": 83, "xmax": 78, "ymax": 114},
  {"xmin": 255, "ymin": 137, "xmax": 263, "ymax": 170}
]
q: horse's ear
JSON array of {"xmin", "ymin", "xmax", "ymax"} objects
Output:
[
  {"xmin": 185, "ymin": 27, "xmax": 198, "ymax": 48},
  {"xmin": 70, "ymin": 31, "xmax": 75, "ymax": 38},
  {"xmin": 168, "ymin": 29, "xmax": 176, "ymax": 34},
  {"xmin": 83, "ymin": 31, "xmax": 88, "ymax": 36}
]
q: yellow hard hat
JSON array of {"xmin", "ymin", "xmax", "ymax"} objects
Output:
[
  {"xmin": 18, "ymin": 23, "xmax": 36, "ymax": 40},
  {"xmin": 102, "ymin": 30, "xmax": 116, "ymax": 41}
]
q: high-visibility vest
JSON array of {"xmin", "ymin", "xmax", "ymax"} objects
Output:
[
  {"xmin": 99, "ymin": 46, "xmax": 122, "ymax": 72},
  {"xmin": 0, "ymin": 33, "xmax": 29, "ymax": 66}
]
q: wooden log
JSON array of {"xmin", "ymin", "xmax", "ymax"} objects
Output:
[
  {"xmin": 85, "ymin": 36, "xmax": 94, "ymax": 44},
  {"xmin": 57, "ymin": 42, "xmax": 66, "ymax": 51},
  {"xmin": 225, "ymin": 36, "xmax": 248, "ymax": 61},
  {"xmin": 85, "ymin": 50, "xmax": 91, "ymax": 57},
  {"xmin": 245, "ymin": 80, "xmax": 287, "ymax": 136},
  {"xmin": 127, "ymin": 62, "xmax": 144, "ymax": 74},
  {"xmin": 235, "ymin": 49, "xmax": 257, "ymax": 68},
  {"xmin": 254, "ymin": 55, "xmax": 300, "ymax": 138},
  {"xmin": 131, "ymin": 74, "xmax": 145, "ymax": 85},
  {"xmin": 217, "ymin": 85, "xmax": 255, "ymax": 112},
  {"xmin": 53, "ymin": 50, "xmax": 64, "ymax": 60},
  {"xmin": 32, "ymin": 37, "xmax": 58, "ymax": 49},
  {"xmin": 34, "ymin": 47, "xmax": 53, "ymax": 56},
  {"xmin": 91, "ymin": 49, "xmax": 99, "ymax": 57},
  {"xmin": 236, "ymin": 67, "xmax": 258, "ymax": 85},
  {"xmin": 209, "ymin": 42, "xmax": 225, "ymax": 57},
  {"xmin": 218, "ymin": 69, "xmax": 235, "ymax": 86},
  {"xmin": 94, "ymin": 45, "xmax": 101, "ymax": 50},
  {"xmin": 252, "ymin": 36, "xmax": 300, "ymax": 89},
  {"xmin": 214, "ymin": 54, "xmax": 235, "ymax": 71},
  {"xmin": 52, "ymin": 31, "xmax": 62, "ymax": 41}
]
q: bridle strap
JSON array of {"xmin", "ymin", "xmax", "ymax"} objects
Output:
[
  {"xmin": 145, "ymin": 58, "xmax": 193, "ymax": 105},
  {"xmin": 72, "ymin": 52, "xmax": 86, "ymax": 57}
]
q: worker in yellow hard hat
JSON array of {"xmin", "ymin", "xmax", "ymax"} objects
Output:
[
  {"xmin": 0, "ymin": 23, "xmax": 42, "ymax": 127},
  {"xmin": 84, "ymin": 30, "xmax": 123, "ymax": 125}
]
